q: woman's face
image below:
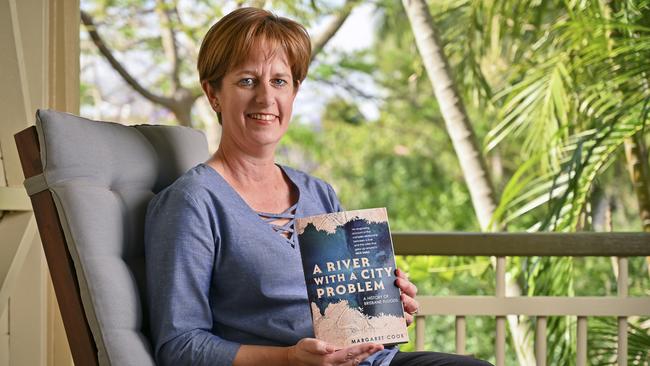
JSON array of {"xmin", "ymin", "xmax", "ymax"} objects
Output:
[{"xmin": 211, "ymin": 47, "xmax": 298, "ymax": 154}]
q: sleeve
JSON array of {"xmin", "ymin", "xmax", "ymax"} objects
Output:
[
  {"xmin": 325, "ymin": 182, "xmax": 344, "ymax": 212},
  {"xmin": 144, "ymin": 189, "xmax": 240, "ymax": 366}
]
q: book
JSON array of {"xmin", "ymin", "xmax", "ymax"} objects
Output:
[{"xmin": 295, "ymin": 207, "xmax": 409, "ymax": 348}]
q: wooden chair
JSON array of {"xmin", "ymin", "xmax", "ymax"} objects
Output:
[{"xmin": 15, "ymin": 109, "xmax": 209, "ymax": 366}]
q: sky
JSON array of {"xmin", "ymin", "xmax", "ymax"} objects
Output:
[{"xmin": 295, "ymin": 2, "xmax": 382, "ymax": 123}]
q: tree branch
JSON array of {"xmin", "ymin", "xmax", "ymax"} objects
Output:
[
  {"xmin": 313, "ymin": 75, "xmax": 380, "ymax": 101},
  {"xmin": 171, "ymin": 4, "xmax": 200, "ymax": 61},
  {"xmin": 310, "ymin": 0, "xmax": 360, "ymax": 64},
  {"xmin": 80, "ymin": 10, "xmax": 171, "ymax": 107},
  {"xmin": 155, "ymin": 0, "xmax": 181, "ymax": 90}
]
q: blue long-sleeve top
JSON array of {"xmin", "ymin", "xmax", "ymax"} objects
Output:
[{"xmin": 144, "ymin": 163, "xmax": 398, "ymax": 366}]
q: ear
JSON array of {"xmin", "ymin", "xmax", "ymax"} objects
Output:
[{"xmin": 201, "ymin": 80, "xmax": 221, "ymax": 112}]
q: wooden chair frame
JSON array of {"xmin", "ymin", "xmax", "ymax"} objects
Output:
[{"xmin": 15, "ymin": 126, "xmax": 99, "ymax": 366}]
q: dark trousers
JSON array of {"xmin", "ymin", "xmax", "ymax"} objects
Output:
[{"xmin": 389, "ymin": 351, "xmax": 493, "ymax": 366}]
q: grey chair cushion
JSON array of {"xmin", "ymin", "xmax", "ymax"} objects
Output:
[{"xmin": 27, "ymin": 109, "xmax": 210, "ymax": 366}]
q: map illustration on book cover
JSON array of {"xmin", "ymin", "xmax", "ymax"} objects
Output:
[{"xmin": 296, "ymin": 207, "xmax": 409, "ymax": 348}]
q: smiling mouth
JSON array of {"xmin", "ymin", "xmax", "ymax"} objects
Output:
[{"xmin": 247, "ymin": 113, "xmax": 277, "ymax": 121}]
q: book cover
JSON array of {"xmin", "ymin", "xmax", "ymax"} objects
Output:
[{"xmin": 296, "ymin": 207, "xmax": 409, "ymax": 348}]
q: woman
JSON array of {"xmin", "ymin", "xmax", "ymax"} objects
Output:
[{"xmin": 145, "ymin": 7, "xmax": 491, "ymax": 366}]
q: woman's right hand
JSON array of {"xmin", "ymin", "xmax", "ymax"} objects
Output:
[{"xmin": 287, "ymin": 338, "xmax": 383, "ymax": 366}]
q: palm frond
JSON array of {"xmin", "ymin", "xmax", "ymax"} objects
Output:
[
  {"xmin": 589, "ymin": 317, "xmax": 650, "ymax": 365},
  {"xmin": 486, "ymin": 55, "xmax": 575, "ymax": 170},
  {"xmin": 492, "ymin": 106, "xmax": 647, "ymax": 230}
]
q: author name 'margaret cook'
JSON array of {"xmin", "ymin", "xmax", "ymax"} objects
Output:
[{"xmin": 350, "ymin": 333, "xmax": 408, "ymax": 344}]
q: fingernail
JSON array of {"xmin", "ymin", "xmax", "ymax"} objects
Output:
[{"xmin": 326, "ymin": 345, "xmax": 335, "ymax": 353}]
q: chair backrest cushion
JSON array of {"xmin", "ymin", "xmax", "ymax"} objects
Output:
[{"xmin": 27, "ymin": 109, "xmax": 210, "ymax": 365}]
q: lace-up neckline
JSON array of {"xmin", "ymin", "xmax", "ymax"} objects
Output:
[{"xmin": 256, "ymin": 203, "xmax": 298, "ymax": 247}]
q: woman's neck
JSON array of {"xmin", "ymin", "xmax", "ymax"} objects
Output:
[
  {"xmin": 206, "ymin": 142, "xmax": 296, "ymax": 214},
  {"xmin": 208, "ymin": 142, "xmax": 279, "ymax": 187}
]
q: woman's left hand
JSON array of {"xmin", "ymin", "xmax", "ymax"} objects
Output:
[{"xmin": 394, "ymin": 268, "xmax": 419, "ymax": 326}]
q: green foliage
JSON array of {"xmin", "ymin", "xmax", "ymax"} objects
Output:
[
  {"xmin": 589, "ymin": 317, "xmax": 650, "ymax": 365},
  {"xmin": 478, "ymin": 1, "xmax": 650, "ymax": 361},
  {"xmin": 488, "ymin": 1, "xmax": 650, "ymax": 231},
  {"xmin": 279, "ymin": 111, "xmax": 478, "ymax": 232}
]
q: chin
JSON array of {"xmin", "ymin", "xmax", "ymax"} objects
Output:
[
  {"xmin": 249, "ymin": 133, "xmax": 285, "ymax": 147},
  {"xmin": 254, "ymin": 126, "xmax": 288, "ymax": 141}
]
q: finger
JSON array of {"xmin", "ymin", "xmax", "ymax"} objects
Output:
[
  {"xmin": 345, "ymin": 356, "xmax": 362, "ymax": 366},
  {"xmin": 404, "ymin": 311, "xmax": 414, "ymax": 326},
  {"xmin": 395, "ymin": 268, "xmax": 408, "ymax": 280},
  {"xmin": 401, "ymin": 293, "xmax": 419, "ymax": 315},
  {"xmin": 345, "ymin": 344, "xmax": 383, "ymax": 365},
  {"xmin": 394, "ymin": 277, "xmax": 418, "ymax": 297},
  {"xmin": 334, "ymin": 343, "xmax": 382, "ymax": 364}
]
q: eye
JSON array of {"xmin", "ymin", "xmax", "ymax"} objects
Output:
[
  {"xmin": 238, "ymin": 78, "xmax": 255, "ymax": 87},
  {"xmin": 271, "ymin": 79, "xmax": 288, "ymax": 87}
]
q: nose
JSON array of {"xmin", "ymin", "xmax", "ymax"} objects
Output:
[{"xmin": 255, "ymin": 82, "xmax": 275, "ymax": 107}]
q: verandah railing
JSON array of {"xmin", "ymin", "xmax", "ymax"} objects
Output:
[{"xmin": 392, "ymin": 233, "xmax": 650, "ymax": 366}]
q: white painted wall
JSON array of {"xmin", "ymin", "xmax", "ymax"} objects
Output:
[{"xmin": 0, "ymin": 0, "xmax": 78, "ymax": 365}]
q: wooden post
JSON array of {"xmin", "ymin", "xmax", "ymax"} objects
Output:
[
  {"xmin": 535, "ymin": 316, "xmax": 546, "ymax": 366},
  {"xmin": 576, "ymin": 316, "xmax": 587, "ymax": 366},
  {"xmin": 617, "ymin": 257, "xmax": 628, "ymax": 366},
  {"xmin": 415, "ymin": 315, "xmax": 426, "ymax": 351},
  {"xmin": 495, "ymin": 256, "xmax": 506, "ymax": 366},
  {"xmin": 455, "ymin": 315, "xmax": 466, "ymax": 354}
]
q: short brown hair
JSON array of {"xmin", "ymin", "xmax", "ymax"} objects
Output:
[{"xmin": 198, "ymin": 7, "xmax": 311, "ymax": 89}]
